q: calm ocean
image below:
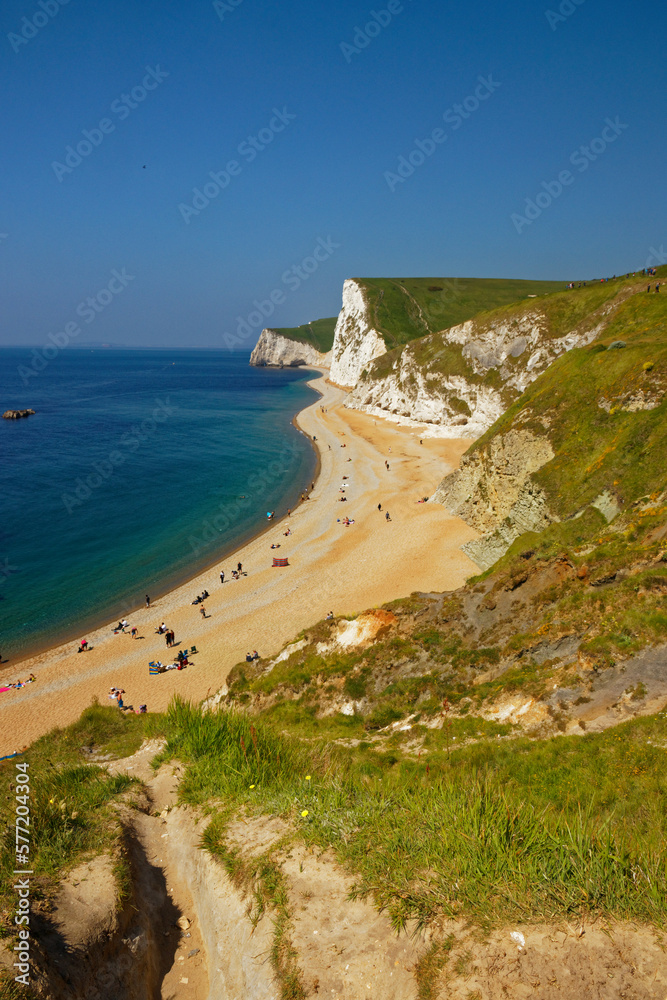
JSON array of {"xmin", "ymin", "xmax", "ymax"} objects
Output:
[{"xmin": 0, "ymin": 348, "xmax": 318, "ymax": 659}]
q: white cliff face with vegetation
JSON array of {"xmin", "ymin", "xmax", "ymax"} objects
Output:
[
  {"xmin": 329, "ymin": 280, "xmax": 387, "ymax": 387},
  {"xmin": 345, "ymin": 307, "xmax": 603, "ymax": 436},
  {"xmin": 250, "ymin": 329, "xmax": 330, "ymax": 367},
  {"xmin": 347, "ymin": 345, "xmax": 505, "ymax": 438}
]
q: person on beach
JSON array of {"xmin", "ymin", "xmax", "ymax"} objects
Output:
[
  {"xmin": 145, "ymin": 595, "xmax": 150, "ymax": 608},
  {"xmin": 378, "ymin": 503, "xmax": 382, "ymax": 511},
  {"xmin": 220, "ymin": 571, "xmax": 225, "ymax": 584},
  {"xmin": 385, "ymin": 511, "xmax": 391, "ymax": 521},
  {"xmin": 200, "ymin": 605, "xmax": 206, "ymax": 618},
  {"xmin": 131, "ymin": 626, "xmax": 138, "ymax": 639},
  {"xmin": 237, "ymin": 562, "xmax": 243, "ymax": 575},
  {"xmin": 78, "ymin": 639, "xmax": 88, "ymax": 652},
  {"xmin": 385, "ymin": 461, "xmax": 390, "ymax": 470}
]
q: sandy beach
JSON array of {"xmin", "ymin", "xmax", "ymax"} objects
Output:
[{"xmin": 0, "ymin": 372, "xmax": 479, "ymax": 755}]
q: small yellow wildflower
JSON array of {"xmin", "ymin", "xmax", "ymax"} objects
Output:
[
  {"xmin": 250, "ymin": 784, "xmax": 255, "ymax": 789},
  {"xmin": 301, "ymin": 810, "xmax": 309, "ymax": 817},
  {"xmin": 305, "ymin": 775, "xmax": 311, "ymax": 781}
]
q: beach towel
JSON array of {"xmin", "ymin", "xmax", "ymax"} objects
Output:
[
  {"xmin": 272, "ymin": 557, "xmax": 289, "ymax": 567},
  {"xmin": 0, "ymin": 687, "xmax": 11, "ymax": 694}
]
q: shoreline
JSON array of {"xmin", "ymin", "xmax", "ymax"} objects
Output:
[
  {"xmin": 0, "ymin": 368, "xmax": 325, "ymax": 668},
  {"xmin": 0, "ymin": 374, "xmax": 480, "ymax": 754}
]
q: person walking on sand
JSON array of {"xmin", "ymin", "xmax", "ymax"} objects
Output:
[
  {"xmin": 145, "ymin": 594, "xmax": 150, "ymax": 608},
  {"xmin": 200, "ymin": 605, "xmax": 206, "ymax": 618},
  {"xmin": 378, "ymin": 503, "xmax": 382, "ymax": 511},
  {"xmin": 220, "ymin": 570, "xmax": 225, "ymax": 584},
  {"xmin": 237, "ymin": 562, "xmax": 243, "ymax": 575},
  {"xmin": 131, "ymin": 626, "xmax": 138, "ymax": 639},
  {"xmin": 385, "ymin": 511, "xmax": 391, "ymax": 521}
]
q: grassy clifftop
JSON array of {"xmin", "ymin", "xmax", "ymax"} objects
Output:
[
  {"xmin": 366, "ymin": 270, "xmax": 661, "ymax": 385},
  {"xmin": 273, "ymin": 317, "xmax": 337, "ymax": 353},
  {"xmin": 355, "ymin": 276, "xmax": 565, "ymax": 350}
]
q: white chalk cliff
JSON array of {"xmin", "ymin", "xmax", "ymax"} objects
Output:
[
  {"xmin": 329, "ymin": 280, "xmax": 387, "ymax": 387},
  {"xmin": 250, "ymin": 329, "xmax": 330, "ymax": 368},
  {"xmin": 345, "ymin": 308, "xmax": 603, "ymax": 437}
]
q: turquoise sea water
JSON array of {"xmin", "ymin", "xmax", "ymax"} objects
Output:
[{"xmin": 0, "ymin": 349, "xmax": 318, "ymax": 659}]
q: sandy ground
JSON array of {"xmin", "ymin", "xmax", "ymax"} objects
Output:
[{"xmin": 0, "ymin": 372, "xmax": 478, "ymax": 754}]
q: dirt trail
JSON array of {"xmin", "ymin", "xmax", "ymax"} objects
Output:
[{"xmin": 108, "ymin": 741, "xmax": 210, "ymax": 1000}]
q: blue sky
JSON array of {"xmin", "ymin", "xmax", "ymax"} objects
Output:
[{"xmin": 1, "ymin": 0, "xmax": 665, "ymax": 348}]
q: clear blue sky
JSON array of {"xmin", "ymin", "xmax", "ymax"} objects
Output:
[{"xmin": 1, "ymin": 0, "xmax": 665, "ymax": 348}]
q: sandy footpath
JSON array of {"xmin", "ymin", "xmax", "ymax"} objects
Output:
[{"xmin": 0, "ymin": 372, "xmax": 478, "ymax": 754}]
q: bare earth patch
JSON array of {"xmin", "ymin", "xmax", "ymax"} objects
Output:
[{"xmin": 436, "ymin": 921, "xmax": 667, "ymax": 1000}]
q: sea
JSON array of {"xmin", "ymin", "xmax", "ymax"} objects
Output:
[{"xmin": 0, "ymin": 348, "xmax": 318, "ymax": 660}]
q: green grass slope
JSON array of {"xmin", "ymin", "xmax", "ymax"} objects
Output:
[
  {"xmin": 356, "ymin": 276, "xmax": 566, "ymax": 350},
  {"xmin": 273, "ymin": 316, "xmax": 337, "ymax": 353},
  {"xmin": 471, "ymin": 276, "xmax": 667, "ymax": 518},
  {"xmin": 366, "ymin": 269, "xmax": 664, "ymax": 387}
]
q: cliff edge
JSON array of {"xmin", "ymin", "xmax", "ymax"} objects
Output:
[{"xmin": 249, "ymin": 328, "xmax": 330, "ymax": 368}]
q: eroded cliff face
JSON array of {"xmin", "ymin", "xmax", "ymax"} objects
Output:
[
  {"xmin": 347, "ymin": 342, "xmax": 505, "ymax": 438},
  {"xmin": 329, "ymin": 279, "xmax": 387, "ymax": 387},
  {"xmin": 431, "ymin": 429, "xmax": 556, "ymax": 570},
  {"xmin": 250, "ymin": 329, "xmax": 330, "ymax": 368},
  {"xmin": 346, "ymin": 309, "xmax": 602, "ymax": 436}
]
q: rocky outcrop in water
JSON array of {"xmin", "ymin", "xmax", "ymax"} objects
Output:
[{"xmin": 3, "ymin": 408, "xmax": 35, "ymax": 419}]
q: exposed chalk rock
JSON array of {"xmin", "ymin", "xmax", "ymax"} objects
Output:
[
  {"xmin": 250, "ymin": 329, "xmax": 330, "ymax": 368},
  {"xmin": 329, "ymin": 279, "xmax": 387, "ymax": 387}
]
